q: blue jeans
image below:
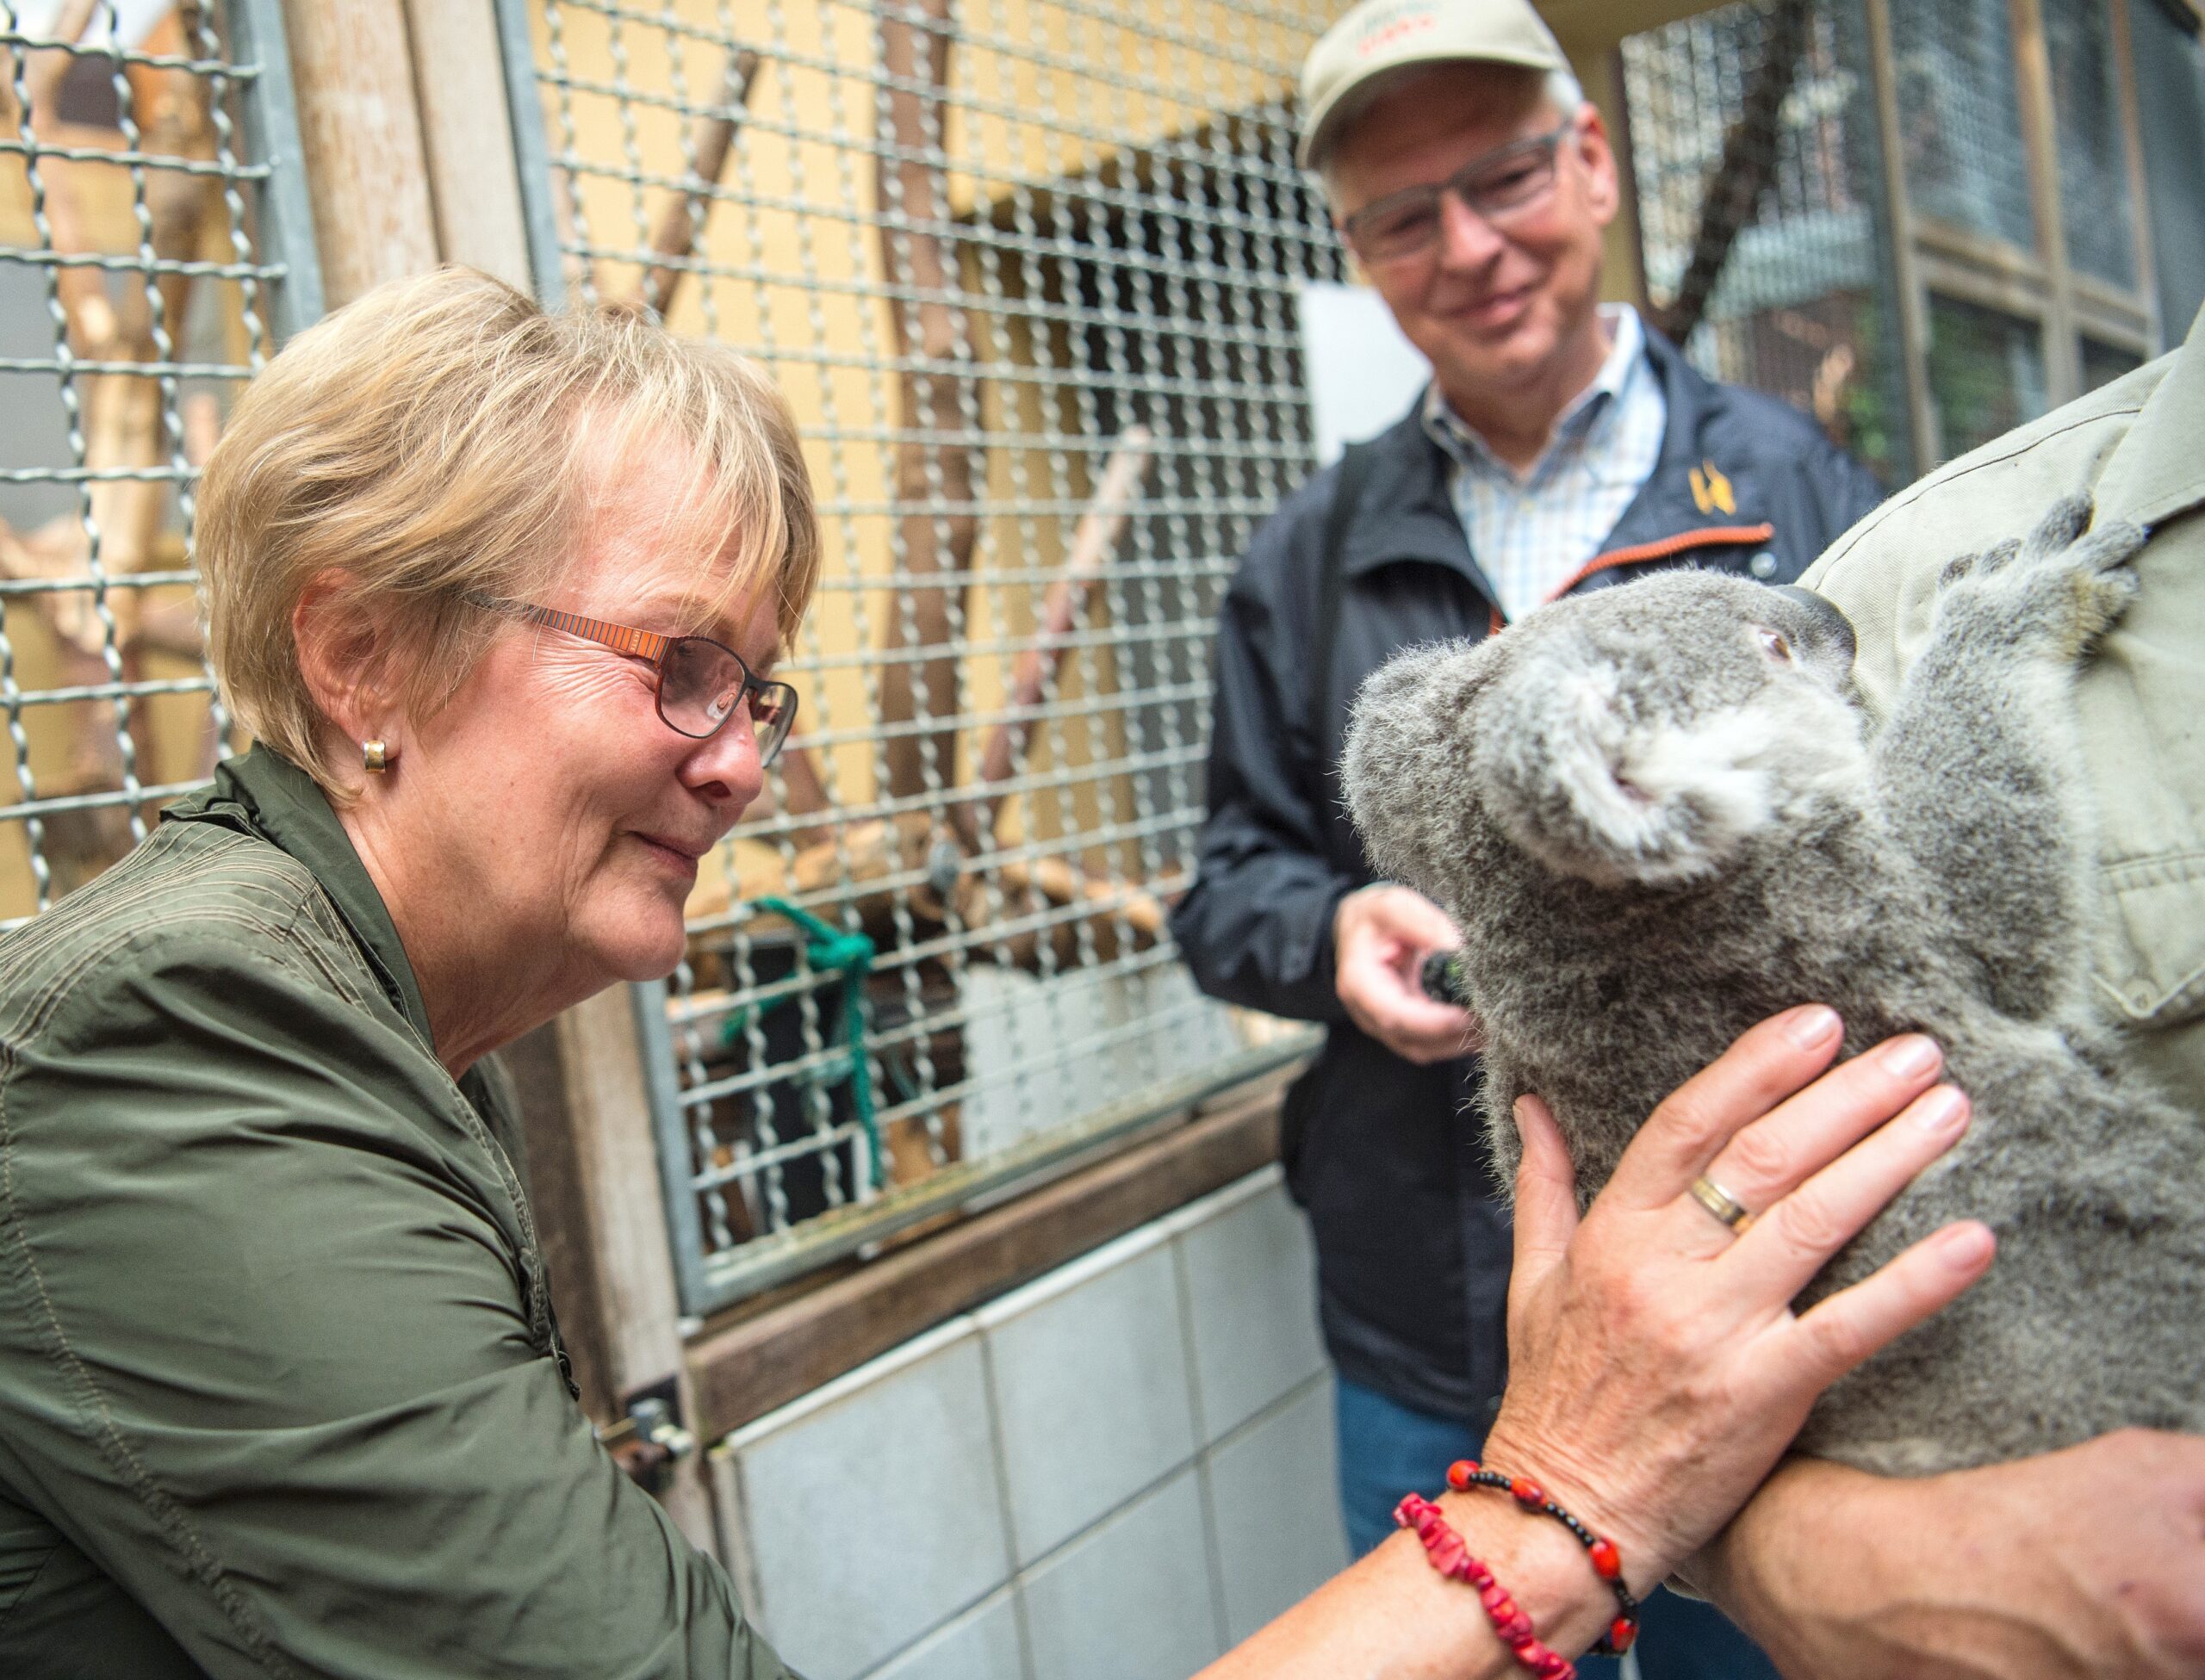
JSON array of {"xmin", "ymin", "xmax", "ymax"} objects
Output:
[{"xmin": 1335, "ymin": 1378, "xmax": 1780, "ymax": 1680}]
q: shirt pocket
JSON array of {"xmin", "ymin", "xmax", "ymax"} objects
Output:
[{"xmin": 2095, "ymin": 847, "xmax": 2205, "ymax": 1026}]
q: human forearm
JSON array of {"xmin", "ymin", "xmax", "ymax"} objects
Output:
[
  {"xmin": 1704, "ymin": 1436, "xmax": 2205, "ymax": 1680},
  {"xmin": 1209, "ymin": 1008, "xmax": 1991, "ymax": 1675},
  {"xmin": 1201, "ymin": 1491, "xmax": 1618, "ymax": 1679}
]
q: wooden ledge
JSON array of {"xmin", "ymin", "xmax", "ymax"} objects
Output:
[{"xmin": 683, "ymin": 1075, "xmax": 1290, "ymax": 1440}]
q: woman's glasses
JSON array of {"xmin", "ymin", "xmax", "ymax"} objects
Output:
[
  {"xmin": 1339, "ymin": 121, "xmax": 1572, "ymax": 268},
  {"xmin": 475, "ymin": 597, "xmax": 799, "ymax": 765}
]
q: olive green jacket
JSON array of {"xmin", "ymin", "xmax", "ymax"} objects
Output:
[
  {"xmin": 1804, "ymin": 301, "xmax": 2205, "ymax": 1110},
  {"xmin": 0, "ymin": 747, "xmax": 798, "ymax": 1678}
]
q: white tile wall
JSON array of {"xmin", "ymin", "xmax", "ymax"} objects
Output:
[
  {"xmin": 1202, "ymin": 1377, "xmax": 1348, "ymax": 1646},
  {"xmin": 723, "ymin": 1322, "xmax": 1013, "ymax": 1680},
  {"xmin": 979, "ymin": 1227, "xmax": 1201, "ymax": 1566},
  {"xmin": 1174, "ymin": 1172, "xmax": 1326, "ymax": 1442},
  {"xmin": 1021, "ymin": 1467, "xmax": 1223, "ymax": 1680},
  {"xmin": 722, "ymin": 1171, "xmax": 1339, "ymax": 1680},
  {"xmin": 870, "ymin": 1587, "xmax": 1027, "ymax": 1680}
]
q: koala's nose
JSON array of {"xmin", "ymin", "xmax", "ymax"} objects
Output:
[{"xmin": 1771, "ymin": 584, "xmax": 1857, "ymax": 669}]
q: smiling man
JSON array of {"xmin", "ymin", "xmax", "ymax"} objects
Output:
[{"xmin": 1169, "ymin": 3, "xmax": 1885, "ymax": 1675}]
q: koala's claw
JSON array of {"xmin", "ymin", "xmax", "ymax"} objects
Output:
[
  {"xmin": 1932, "ymin": 493, "xmax": 2145, "ymax": 658},
  {"xmin": 2021, "ymin": 492, "xmax": 2096, "ymax": 561},
  {"xmin": 1939, "ymin": 537, "xmax": 2019, "ymax": 588},
  {"xmin": 1966, "ymin": 536, "xmax": 2023, "ymax": 579}
]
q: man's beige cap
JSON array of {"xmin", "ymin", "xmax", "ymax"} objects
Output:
[{"xmin": 1298, "ymin": 0, "xmax": 1569, "ymax": 169}]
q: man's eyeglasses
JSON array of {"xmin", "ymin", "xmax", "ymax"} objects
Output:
[
  {"xmin": 1339, "ymin": 121, "xmax": 1573, "ymax": 268},
  {"xmin": 473, "ymin": 596, "xmax": 799, "ymax": 765}
]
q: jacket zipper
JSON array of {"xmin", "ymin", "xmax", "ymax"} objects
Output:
[{"xmin": 1486, "ymin": 521, "xmax": 1778, "ymax": 635}]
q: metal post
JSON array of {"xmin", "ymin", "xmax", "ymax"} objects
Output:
[{"xmin": 228, "ymin": 0, "xmax": 326, "ymax": 343}]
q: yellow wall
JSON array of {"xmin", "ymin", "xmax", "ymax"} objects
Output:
[
  {"xmin": 533, "ymin": 0, "xmax": 1330, "ymax": 862},
  {"xmin": 0, "ymin": 124, "xmax": 245, "ymax": 919},
  {"xmin": 0, "ymin": 0, "xmax": 1706, "ymax": 920}
]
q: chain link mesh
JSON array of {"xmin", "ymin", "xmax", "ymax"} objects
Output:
[
  {"xmin": 1886, "ymin": 0, "xmax": 2036, "ymax": 251},
  {"xmin": 1623, "ymin": 0, "xmax": 1911, "ymax": 483},
  {"xmin": 0, "ymin": 0, "xmax": 298, "ymax": 927},
  {"xmin": 508, "ymin": 0, "xmax": 1339, "ymax": 1309},
  {"xmin": 2043, "ymin": 0, "xmax": 2138, "ymax": 291}
]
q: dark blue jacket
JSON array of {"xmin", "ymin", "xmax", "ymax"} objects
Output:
[{"xmin": 1170, "ymin": 324, "xmax": 1885, "ymax": 1419}]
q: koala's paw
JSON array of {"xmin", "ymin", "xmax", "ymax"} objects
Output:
[{"xmin": 1933, "ymin": 493, "xmax": 2146, "ymax": 660}]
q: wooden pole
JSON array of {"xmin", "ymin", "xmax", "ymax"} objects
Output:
[
  {"xmin": 977, "ymin": 426, "xmax": 1152, "ymax": 836},
  {"xmin": 280, "ymin": 0, "xmax": 438, "ymax": 305},
  {"xmin": 873, "ymin": 0, "xmax": 979, "ymax": 824},
  {"xmin": 637, "ymin": 49, "xmax": 761, "ymax": 319},
  {"xmin": 402, "ymin": 0, "xmax": 534, "ymax": 291}
]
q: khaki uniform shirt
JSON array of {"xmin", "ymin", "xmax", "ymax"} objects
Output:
[
  {"xmin": 0, "ymin": 747, "xmax": 798, "ymax": 1678},
  {"xmin": 1804, "ymin": 303, "xmax": 2205, "ymax": 1111}
]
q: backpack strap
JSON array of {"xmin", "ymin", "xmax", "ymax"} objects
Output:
[{"xmin": 1311, "ymin": 439, "xmax": 1377, "ymax": 774}]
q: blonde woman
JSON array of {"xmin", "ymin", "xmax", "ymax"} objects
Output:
[{"xmin": 0, "ymin": 269, "xmax": 1985, "ymax": 1678}]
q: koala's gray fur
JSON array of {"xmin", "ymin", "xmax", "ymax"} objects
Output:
[{"xmin": 1339, "ymin": 496, "xmax": 2205, "ymax": 1475}]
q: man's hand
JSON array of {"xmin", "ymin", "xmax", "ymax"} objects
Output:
[
  {"xmin": 1332, "ymin": 882, "xmax": 1481, "ymax": 1063},
  {"xmin": 1698, "ymin": 1431, "xmax": 2205, "ymax": 1679}
]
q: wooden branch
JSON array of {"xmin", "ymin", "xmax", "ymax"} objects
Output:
[
  {"xmin": 765, "ymin": 741, "xmax": 835, "ymax": 851},
  {"xmin": 1651, "ymin": 0, "xmax": 1811, "ymax": 345},
  {"xmin": 0, "ymin": 512, "xmax": 134, "ymax": 894},
  {"xmin": 636, "ymin": 48, "xmax": 761, "ymax": 319},
  {"xmin": 755, "ymin": 427, "xmax": 1155, "ymax": 910},
  {"xmin": 0, "ymin": 512, "xmax": 111, "ymax": 658},
  {"xmin": 978, "ymin": 425, "xmax": 1152, "ymax": 840},
  {"xmin": 127, "ymin": 592, "xmax": 207, "ymax": 663},
  {"xmin": 988, "ymin": 854, "xmax": 1167, "ymax": 970},
  {"xmin": 873, "ymin": 0, "xmax": 980, "ymax": 823},
  {"xmin": 24, "ymin": 0, "xmax": 116, "ymax": 354}
]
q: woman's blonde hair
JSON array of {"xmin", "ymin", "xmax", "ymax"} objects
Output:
[{"xmin": 197, "ymin": 265, "xmax": 819, "ymax": 790}]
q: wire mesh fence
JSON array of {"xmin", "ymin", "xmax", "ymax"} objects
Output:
[
  {"xmin": 2042, "ymin": 0, "xmax": 2138, "ymax": 291},
  {"xmin": 0, "ymin": 0, "xmax": 314, "ymax": 928},
  {"xmin": 1622, "ymin": 0, "xmax": 1914, "ymax": 486},
  {"xmin": 1885, "ymin": 0, "xmax": 2036, "ymax": 251},
  {"xmin": 6, "ymin": 0, "xmax": 2163, "ymax": 1316},
  {"xmin": 499, "ymin": 0, "xmax": 1338, "ymax": 1312}
]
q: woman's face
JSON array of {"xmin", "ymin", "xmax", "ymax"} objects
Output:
[{"xmin": 391, "ymin": 465, "xmax": 775, "ymax": 993}]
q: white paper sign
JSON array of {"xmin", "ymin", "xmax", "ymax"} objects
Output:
[{"xmin": 1295, "ymin": 280, "xmax": 1433, "ymax": 467}]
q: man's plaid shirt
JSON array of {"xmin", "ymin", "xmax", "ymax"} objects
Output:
[{"xmin": 1421, "ymin": 303, "xmax": 1668, "ymax": 623}]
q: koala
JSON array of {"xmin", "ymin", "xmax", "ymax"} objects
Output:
[{"xmin": 1339, "ymin": 496, "xmax": 2205, "ymax": 1476}]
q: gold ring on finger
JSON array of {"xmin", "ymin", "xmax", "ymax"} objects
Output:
[{"xmin": 1688, "ymin": 1174, "xmax": 1755, "ymax": 1236}]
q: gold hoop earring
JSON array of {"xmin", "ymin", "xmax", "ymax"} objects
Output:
[{"xmin": 362, "ymin": 740, "xmax": 388, "ymax": 774}]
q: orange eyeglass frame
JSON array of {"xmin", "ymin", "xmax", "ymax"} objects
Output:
[
  {"xmin": 506, "ymin": 601, "xmax": 678, "ymax": 665},
  {"xmin": 472, "ymin": 595, "xmax": 798, "ymax": 760}
]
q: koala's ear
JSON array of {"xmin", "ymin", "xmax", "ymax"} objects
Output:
[
  {"xmin": 1471, "ymin": 635, "xmax": 1778, "ymax": 889},
  {"xmin": 1341, "ymin": 639, "xmax": 1502, "ymax": 893}
]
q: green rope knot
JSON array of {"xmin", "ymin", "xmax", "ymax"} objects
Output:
[{"xmin": 742, "ymin": 896, "xmax": 880, "ymax": 1183}]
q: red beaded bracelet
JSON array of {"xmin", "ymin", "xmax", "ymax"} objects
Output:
[
  {"xmin": 1394, "ymin": 1493, "xmax": 1576, "ymax": 1679},
  {"xmin": 1448, "ymin": 1460, "xmax": 1640, "ymax": 1656}
]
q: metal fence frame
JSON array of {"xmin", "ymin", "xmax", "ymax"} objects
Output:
[
  {"xmin": 217, "ymin": 0, "xmax": 321, "ymax": 344},
  {"xmin": 492, "ymin": 0, "xmax": 1324, "ymax": 1319},
  {"xmin": 0, "ymin": 0, "xmax": 324, "ymax": 932}
]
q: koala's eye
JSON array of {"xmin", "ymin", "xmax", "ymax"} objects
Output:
[{"xmin": 1757, "ymin": 627, "xmax": 1795, "ymax": 664}]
